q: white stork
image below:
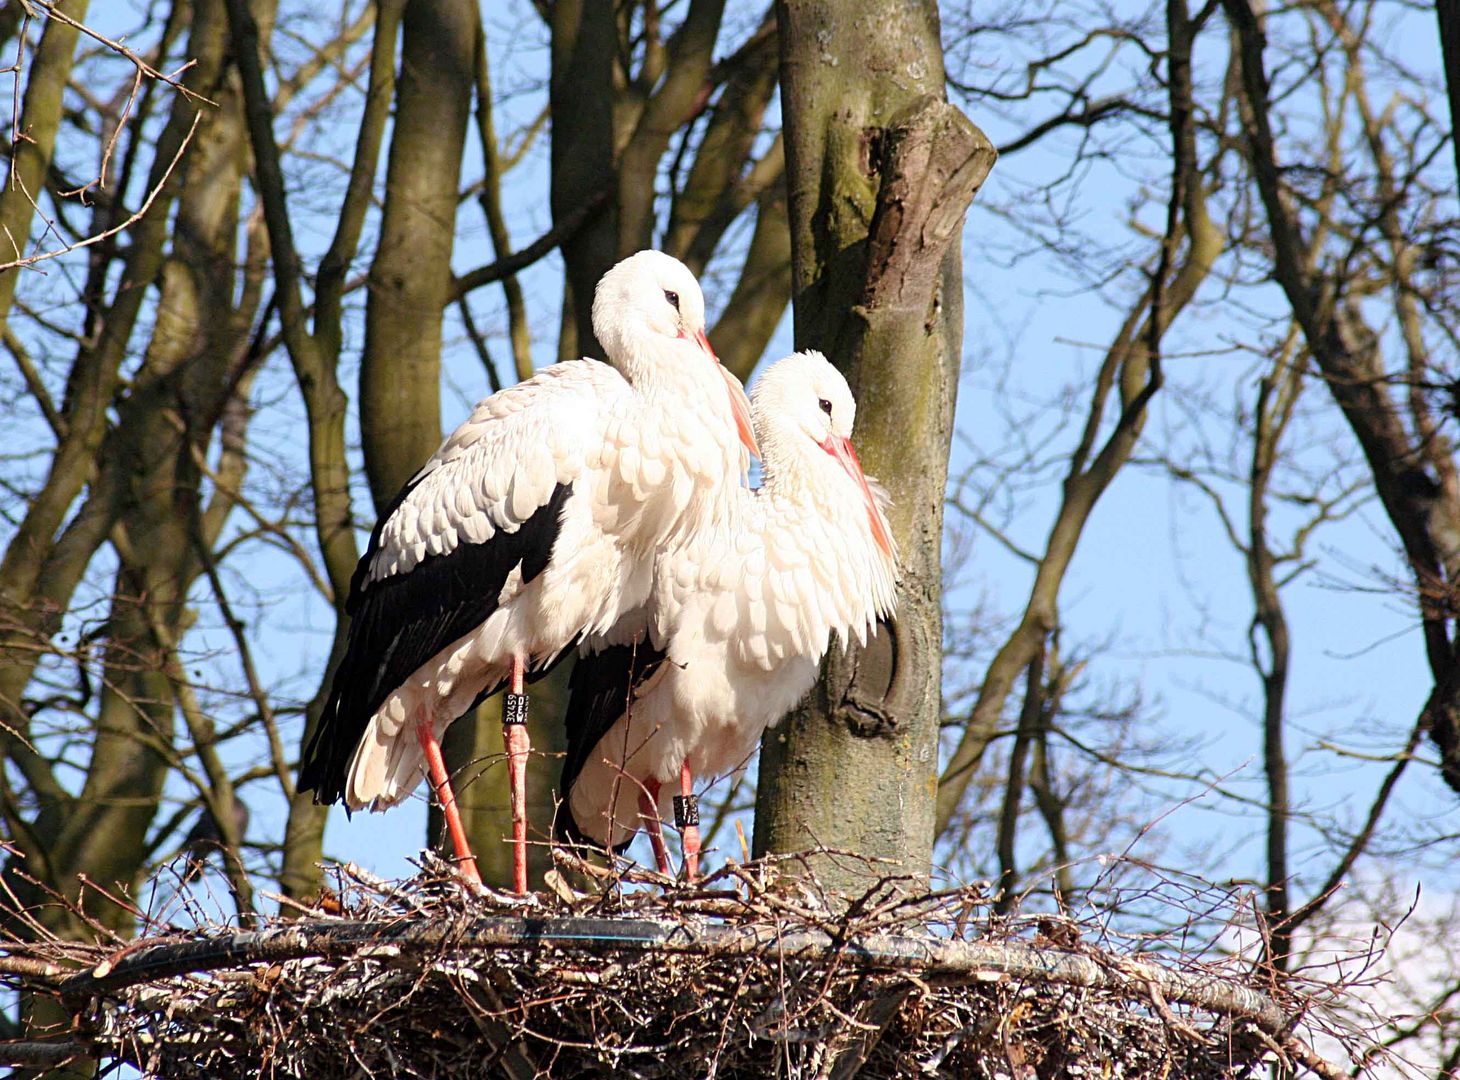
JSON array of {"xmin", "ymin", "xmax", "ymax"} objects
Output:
[
  {"xmin": 299, "ymin": 251, "xmax": 758, "ymax": 892},
  {"xmin": 557, "ymin": 350, "xmax": 897, "ymax": 877}
]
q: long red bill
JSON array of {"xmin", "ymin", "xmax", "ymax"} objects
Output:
[
  {"xmin": 822, "ymin": 435, "xmax": 896, "ymax": 560},
  {"xmin": 694, "ymin": 328, "xmax": 760, "ymax": 460}
]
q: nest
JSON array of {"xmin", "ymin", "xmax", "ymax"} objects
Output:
[{"xmin": 2, "ymin": 852, "xmax": 1350, "ymax": 1078}]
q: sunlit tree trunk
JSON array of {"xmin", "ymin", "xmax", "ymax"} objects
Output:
[
  {"xmin": 753, "ymin": 0, "xmax": 994, "ymax": 890},
  {"xmin": 0, "ymin": 0, "xmax": 88, "ymax": 326},
  {"xmin": 360, "ymin": 0, "xmax": 472, "ymax": 509}
]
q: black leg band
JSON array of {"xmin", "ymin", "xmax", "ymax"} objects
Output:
[
  {"xmin": 503, "ymin": 691, "xmax": 529, "ymax": 726},
  {"xmin": 673, "ymin": 793, "xmax": 699, "ymax": 828}
]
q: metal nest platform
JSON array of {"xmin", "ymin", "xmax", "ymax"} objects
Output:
[{"xmin": 3, "ymin": 852, "xmax": 1354, "ymax": 1078}]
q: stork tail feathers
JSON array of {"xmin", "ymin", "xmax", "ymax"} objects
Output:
[
  {"xmin": 557, "ymin": 641, "xmax": 669, "ymax": 852},
  {"xmin": 344, "ymin": 714, "xmax": 434, "ymax": 811}
]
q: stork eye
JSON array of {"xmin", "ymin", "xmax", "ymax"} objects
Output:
[
  {"xmin": 664, "ymin": 290, "xmax": 680, "ymax": 310},
  {"xmin": 818, "ymin": 398, "xmax": 833, "ymax": 416}
]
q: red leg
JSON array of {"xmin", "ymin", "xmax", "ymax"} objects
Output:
[
  {"xmin": 676, "ymin": 760, "xmax": 700, "ymax": 882},
  {"xmin": 504, "ymin": 657, "xmax": 531, "ymax": 895},
  {"xmin": 638, "ymin": 778, "xmax": 671, "ymax": 875},
  {"xmin": 415, "ymin": 715, "xmax": 482, "ymax": 884}
]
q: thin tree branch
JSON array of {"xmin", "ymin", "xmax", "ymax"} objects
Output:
[{"xmin": 450, "ymin": 189, "xmax": 610, "ymax": 303}]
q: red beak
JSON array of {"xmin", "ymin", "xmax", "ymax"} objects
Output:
[
  {"xmin": 691, "ymin": 327, "xmax": 760, "ymax": 460},
  {"xmin": 821, "ymin": 435, "xmax": 895, "ymax": 560}
]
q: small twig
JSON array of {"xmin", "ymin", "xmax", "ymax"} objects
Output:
[
  {"xmin": 26, "ymin": 1, "xmax": 213, "ymax": 105},
  {"xmin": 0, "ymin": 954, "xmax": 70, "ymax": 980},
  {"xmin": 0, "ymin": 110, "xmax": 201, "ymax": 272},
  {"xmin": 0, "ymin": 1040, "xmax": 90, "ymax": 1068},
  {"xmin": 449, "ymin": 190, "xmax": 610, "ymax": 302}
]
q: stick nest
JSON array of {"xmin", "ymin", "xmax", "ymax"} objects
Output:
[{"xmin": 4, "ymin": 853, "xmax": 1339, "ymax": 1078}]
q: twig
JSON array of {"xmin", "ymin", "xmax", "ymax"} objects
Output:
[
  {"xmin": 0, "ymin": 110, "xmax": 201, "ymax": 272},
  {"xmin": 26, "ymin": 1, "xmax": 213, "ymax": 105},
  {"xmin": 0, "ymin": 1040, "xmax": 90, "ymax": 1068},
  {"xmin": 450, "ymin": 190, "xmax": 610, "ymax": 302}
]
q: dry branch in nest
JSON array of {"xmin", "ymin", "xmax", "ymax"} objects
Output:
[{"xmin": 1, "ymin": 852, "xmax": 1357, "ymax": 1078}]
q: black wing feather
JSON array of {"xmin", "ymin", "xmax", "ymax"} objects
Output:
[
  {"xmin": 554, "ymin": 640, "xmax": 668, "ymax": 852},
  {"xmin": 299, "ymin": 480, "xmax": 574, "ymax": 805}
]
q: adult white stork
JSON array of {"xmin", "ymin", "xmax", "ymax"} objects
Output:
[
  {"xmin": 298, "ymin": 251, "xmax": 758, "ymax": 892},
  {"xmin": 557, "ymin": 351, "xmax": 897, "ymax": 877}
]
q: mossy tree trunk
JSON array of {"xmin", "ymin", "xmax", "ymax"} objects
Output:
[{"xmin": 752, "ymin": 0, "xmax": 994, "ymax": 890}]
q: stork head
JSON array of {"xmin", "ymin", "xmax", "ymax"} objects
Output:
[
  {"xmin": 592, "ymin": 251, "xmax": 757, "ymax": 457},
  {"xmin": 750, "ymin": 351, "xmax": 897, "ymax": 562}
]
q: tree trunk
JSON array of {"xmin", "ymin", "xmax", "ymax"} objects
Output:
[
  {"xmin": 708, "ymin": 174, "xmax": 792, "ymax": 384},
  {"xmin": 355, "ymin": 0, "xmax": 494, "ymax": 877},
  {"xmin": 1224, "ymin": 0, "xmax": 1460, "ymax": 791},
  {"xmin": 752, "ymin": 0, "xmax": 994, "ymax": 892},
  {"xmin": 3, "ymin": 0, "xmax": 242, "ymax": 916},
  {"xmin": 247, "ymin": 0, "xmax": 402, "ymax": 904},
  {"xmin": 5, "ymin": 2, "xmax": 255, "ymax": 1070},
  {"xmin": 1437, "ymin": 0, "xmax": 1460, "ymax": 193},
  {"xmin": 0, "ymin": 0, "xmax": 89, "ymax": 323},
  {"xmin": 549, "ymin": 0, "xmax": 620, "ymax": 360},
  {"xmin": 360, "ymin": 0, "xmax": 474, "ymax": 508}
]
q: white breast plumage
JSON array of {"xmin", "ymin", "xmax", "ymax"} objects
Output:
[
  {"xmin": 560, "ymin": 351, "xmax": 899, "ymax": 871},
  {"xmin": 299, "ymin": 250, "xmax": 758, "ymax": 895}
]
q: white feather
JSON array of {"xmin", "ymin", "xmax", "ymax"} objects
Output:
[
  {"xmin": 568, "ymin": 352, "xmax": 900, "ymax": 849},
  {"xmin": 338, "ymin": 253, "xmax": 753, "ymax": 813}
]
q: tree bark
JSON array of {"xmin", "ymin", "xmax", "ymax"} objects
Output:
[
  {"xmin": 3, "ymin": 2, "xmax": 259, "ymax": 1070},
  {"xmin": 549, "ymin": 0, "xmax": 620, "ymax": 360},
  {"xmin": 0, "ymin": 0, "xmax": 89, "ymax": 325},
  {"xmin": 226, "ymin": 0, "xmax": 399, "ymax": 899},
  {"xmin": 1438, "ymin": 0, "xmax": 1460, "ymax": 194},
  {"xmin": 752, "ymin": 0, "xmax": 994, "ymax": 891},
  {"xmin": 664, "ymin": 6, "xmax": 778, "ymax": 272},
  {"xmin": 360, "ymin": 0, "xmax": 474, "ymax": 508},
  {"xmin": 0, "ymin": 0, "xmax": 197, "ymax": 660},
  {"xmin": 708, "ymin": 172, "xmax": 791, "ymax": 384},
  {"xmin": 34, "ymin": 1, "xmax": 257, "ymax": 926},
  {"xmin": 1, "ymin": 0, "xmax": 238, "ymax": 894}
]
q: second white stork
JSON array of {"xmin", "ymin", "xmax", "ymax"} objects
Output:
[
  {"xmin": 557, "ymin": 350, "xmax": 897, "ymax": 877},
  {"xmin": 299, "ymin": 251, "xmax": 758, "ymax": 892}
]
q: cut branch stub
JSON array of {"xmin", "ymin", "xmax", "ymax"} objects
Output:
[
  {"xmin": 831, "ymin": 615, "xmax": 901, "ymax": 738},
  {"xmin": 859, "ymin": 97, "xmax": 996, "ymax": 317}
]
